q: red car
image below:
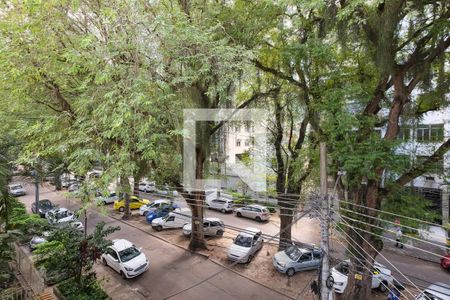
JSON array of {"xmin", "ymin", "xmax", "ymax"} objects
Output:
[{"xmin": 441, "ymin": 254, "xmax": 450, "ymax": 270}]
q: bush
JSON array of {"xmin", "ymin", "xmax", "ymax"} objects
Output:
[{"xmin": 56, "ymin": 277, "xmax": 108, "ymax": 300}]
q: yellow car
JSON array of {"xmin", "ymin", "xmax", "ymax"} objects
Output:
[{"xmin": 114, "ymin": 196, "xmax": 150, "ymax": 212}]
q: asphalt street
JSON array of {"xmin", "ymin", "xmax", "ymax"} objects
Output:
[{"xmin": 15, "ymin": 178, "xmax": 450, "ymax": 298}]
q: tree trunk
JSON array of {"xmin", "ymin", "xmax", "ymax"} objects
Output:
[
  {"xmin": 121, "ymin": 176, "xmax": 131, "ymax": 220},
  {"xmin": 188, "ymin": 148, "xmax": 207, "ymax": 251},
  {"xmin": 133, "ymin": 176, "xmax": 140, "ymax": 198},
  {"xmin": 343, "ymin": 182, "xmax": 383, "ymax": 300}
]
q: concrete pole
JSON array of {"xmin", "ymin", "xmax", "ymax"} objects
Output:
[{"xmin": 320, "ymin": 142, "xmax": 330, "ymax": 300}]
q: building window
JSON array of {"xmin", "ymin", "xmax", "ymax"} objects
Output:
[
  {"xmin": 245, "ymin": 139, "xmax": 250, "ymax": 146},
  {"xmin": 430, "ymin": 124, "xmax": 444, "ymax": 142},
  {"xmin": 235, "ymin": 125, "xmax": 241, "ymax": 133},
  {"xmin": 397, "ymin": 126, "xmax": 410, "ymax": 141},
  {"xmin": 236, "ymin": 139, "xmax": 241, "ymax": 147},
  {"xmin": 416, "ymin": 124, "xmax": 444, "ymax": 142},
  {"xmin": 245, "ymin": 121, "xmax": 252, "ymax": 132}
]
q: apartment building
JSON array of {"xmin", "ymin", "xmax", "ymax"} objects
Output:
[{"xmin": 382, "ymin": 107, "xmax": 450, "ymax": 224}]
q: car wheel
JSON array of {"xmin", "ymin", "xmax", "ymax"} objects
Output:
[
  {"xmin": 120, "ymin": 271, "xmax": 127, "ymax": 279},
  {"xmin": 102, "ymin": 258, "xmax": 108, "ymax": 266},
  {"xmin": 119, "ymin": 207, "xmax": 125, "ymax": 212},
  {"xmin": 143, "ymin": 211, "xmax": 148, "ymax": 217},
  {"xmin": 236, "ymin": 212, "xmax": 242, "ymax": 217},
  {"xmin": 221, "ymin": 208, "xmax": 226, "ymax": 213},
  {"xmin": 255, "ymin": 216, "xmax": 262, "ymax": 222},
  {"xmin": 286, "ymin": 268, "xmax": 295, "ymax": 277},
  {"xmin": 216, "ymin": 230, "xmax": 224, "ymax": 236},
  {"xmin": 156, "ymin": 225, "xmax": 163, "ymax": 232},
  {"xmin": 378, "ymin": 281, "xmax": 388, "ymax": 293},
  {"xmin": 247, "ymin": 255, "xmax": 254, "ymax": 263},
  {"xmin": 103, "ymin": 201, "xmax": 107, "ymax": 205}
]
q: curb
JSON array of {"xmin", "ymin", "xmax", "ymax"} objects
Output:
[{"xmin": 109, "ymin": 215, "xmax": 296, "ymax": 300}]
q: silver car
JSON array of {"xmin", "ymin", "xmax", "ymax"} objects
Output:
[
  {"xmin": 96, "ymin": 192, "xmax": 119, "ymax": 205},
  {"xmin": 183, "ymin": 217, "xmax": 225, "ymax": 237},
  {"xmin": 235, "ymin": 204, "xmax": 270, "ymax": 222},
  {"xmin": 273, "ymin": 245, "xmax": 322, "ymax": 276},
  {"xmin": 207, "ymin": 198, "xmax": 234, "ymax": 213},
  {"xmin": 228, "ymin": 227, "xmax": 263, "ymax": 263}
]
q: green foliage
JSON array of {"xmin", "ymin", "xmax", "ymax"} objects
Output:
[
  {"xmin": 34, "ymin": 221, "xmax": 120, "ymax": 285},
  {"xmin": 381, "ymin": 189, "xmax": 440, "ymax": 231},
  {"xmin": 56, "ymin": 276, "xmax": 108, "ymax": 300}
]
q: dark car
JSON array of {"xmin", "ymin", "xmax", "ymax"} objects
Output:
[
  {"xmin": 146, "ymin": 204, "xmax": 179, "ymax": 224},
  {"xmin": 31, "ymin": 199, "xmax": 55, "ymax": 218},
  {"xmin": 441, "ymin": 254, "xmax": 450, "ymax": 270}
]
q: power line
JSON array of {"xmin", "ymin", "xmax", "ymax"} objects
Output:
[
  {"xmin": 160, "ymin": 209, "xmax": 312, "ymax": 299},
  {"xmin": 340, "ymin": 214, "xmax": 449, "ymax": 251},
  {"xmin": 317, "ymin": 208, "xmax": 421, "ymax": 299},
  {"xmin": 339, "ymin": 222, "xmax": 446, "ymax": 260},
  {"xmin": 338, "ymin": 199, "xmax": 446, "ymax": 229},
  {"xmin": 339, "ymin": 207, "xmax": 445, "ymax": 241}
]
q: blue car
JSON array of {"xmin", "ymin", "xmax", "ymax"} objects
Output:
[{"xmin": 146, "ymin": 204, "xmax": 179, "ymax": 224}]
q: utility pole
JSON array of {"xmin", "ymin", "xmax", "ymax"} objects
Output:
[{"xmin": 320, "ymin": 142, "xmax": 330, "ymax": 300}]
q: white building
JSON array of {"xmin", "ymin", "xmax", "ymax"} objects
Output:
[{"xmin": 381, "ymin": 107, "xmax": 450, "ymax": 224}]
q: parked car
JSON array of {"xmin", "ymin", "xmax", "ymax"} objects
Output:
[
  {"xmin": 101, "ymin": 239, "xmax": 149, "ymax": 279},
  {"xmin": 330, "ymin": 260, "xmax": 394, "ymax": 293},
  {"xmin": 415, "ymin": 282, "xmax": 450, "ymax": 300},
  {"xmin": 207, "ymin": 198, "xmax": 234, "ymax": 213},
  {"xmin": 235, "ymin": 204, "xmax": 271, "ymax": 222},
  {"xmin": 228, "ymin": 227, "xmax": 264, "ymax": 263},
  {"xmin": 8, "ymin": 184, "xmax": 26, "ymax": 196},
  {"xmin": 183, "ymin": 217, "xmax": 225, "ymax": 237},
  {"xmin": 152, "ymin": 209, "xmax": 192, "ymax": 231},
  {"xmin": 96, "ymin": 192, "xmax": 120, "ymax": 205},
  {"xmin": 273, "ymin": 245, "xmax": 322, "ymax": 276},
  {"xmin": 31, "ymin": 199, "xmax": 55, "ymax": 217},
  {"xmin": 68, "ymin": 182, "xmax": 79, "ymax": 192},
  {"xmin": 440, "ymin": 254, "xmax": 450, "ymax": 270},
  {"xmin": 138, "ymin": 181, "xmax": 156, "ymax": 193},
  {"xmin": 45, "ymin": 208, "xmax": 77, "ymax": 224},
  {"xmin": 145, "ymin": 204, "xmax": 179, "ymax": 224},
  {"xmin": 113, "ymin": 196, "xmax": 150, "ymax": 212},
  {"xmin": 139, "ymin": 199, "xmax": 172, "ymax": 216},
  {"xmin": 30, "ymin": 231, "xmax": 51, "ymax": 251},
  {"xmin": 156, "ymin": 187, "xmax": 178, "ymax": 197}
]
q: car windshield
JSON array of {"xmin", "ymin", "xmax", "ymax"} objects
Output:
[
  {"xmin": 40, "ymin": 200, "xmax": 52, "ymax": 209},
  {"xmin": 285, "ymin": 246, "xmax": 303, "ymax": 261},
  {"xmin": 234, "ymin": 234, "xmax": 252, "ymax": 247},
  {"xmin": 162, "ymin": 214, "xmax": 171, "ymax": 220},
  {"xmin": 11, "ymin": 185, "xmax": 22, "ymax": 190},
  {"xmin": 119, "ymin": 247, "xmax": 141, "ymax": 262},
  {"xmin": 336, "ymin": 262, "xmax": 350, "ymax": 275},
  {"xmin": 422, "ymin": 291, "xmax": 442, "ymax": 300}
]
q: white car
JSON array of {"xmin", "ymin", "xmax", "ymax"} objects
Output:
[
  {"xmin": 101, "ymin": 239, "xmax": 149, "ymax": 279},
  {"xmin": 183, "ymin": 217, "xmax": 225, "ymax": 237},
  {"xmin": 152, "ymin": 209, "xmax": 191, "ymax": 231},
  {"xmin": 8, "ymin": 184, "xmax": 26, "ymax": 196},
  {"xmin": 139, "ymin": 181, "xmax": 156, "ymax": 193},
  {"xmin": 235, "ymin": 204, "xmax": 271, "ymax": 222},
  {"xmin": 45, "ymin": 208, "xmax": 77, "ymax": 224},
  {"xmin": 139, "ymin": 199, "xmax": 172, "ymax": 216},
  {"xmin": 415, "ymin": 282, "xmax": 450, "ymax": 300},
  {"xmin": 96, "ymin": 192, "xmax": 120, "ymax": 205},
  {"xmin": 330, "ymin": 260, "xmax": 394, "ymax": 293},
  {"xmin": 228, "ymin": 227, "xmax": 264, "ymax": 263},
  {"xmin": 30, "ymin": 231, "xmax": 51, "ymax": 251}
]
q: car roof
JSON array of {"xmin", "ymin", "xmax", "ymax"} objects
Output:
[
  {"xmin": 247, "ymin": 204, "xmax": 265, "ymax": 209},
  {"xmin": 9, "ymin": 183, "xmax": 22, "ymax": 187},
  {"xmin": 154, "ymin": 199, "xmax": 170, "ymax": 203},
  {"xmin": 52, "ymin": 207, "xmax": 69, "ymax": 213},
  {"xmin": 205, "ymin": 217, "xmax": 222, "ymax": 222},
  {"xmin": 111, "ymin": 239, "xmax": 134, "ymax": 251},
  {"xmin": 424, "ymin": 283, "xmax": 450, "ymax": 297},
  {"xmin": 239, "ymin": 227, "xmax": 261, "ymax": 237}
]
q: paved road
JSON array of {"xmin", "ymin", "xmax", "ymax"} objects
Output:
[
  {"xmin": 17, "ymin": 181, "xmax": 291, "ymax": 300},
  {"xmin": 16, "ymin": 178, "xmax": 450, "ymax": 296}
]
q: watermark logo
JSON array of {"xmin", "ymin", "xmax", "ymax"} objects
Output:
[{"xmin": 183, "ymin": 109, "xmax": 267, "ymax": 192}]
